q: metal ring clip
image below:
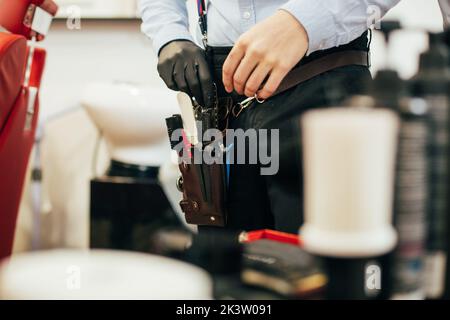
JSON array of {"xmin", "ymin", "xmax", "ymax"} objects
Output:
[{"xmin": 232, "ymin": 94, "xmax": 266, "ymax": 118}]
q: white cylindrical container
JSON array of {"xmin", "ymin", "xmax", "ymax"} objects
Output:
[
  {"xmin": 300, "ymin": 107, "xmax": 400, "ymax": 258},
  {"xmin": 0, "ymin": 250, "xmax": 212, "ymax": 300}
]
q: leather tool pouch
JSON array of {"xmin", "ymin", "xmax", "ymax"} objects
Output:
[
  {"xmin": 178, "ymin": 157, "xmax": 227, "ymax": 227},
  {"xmin": 176, "ymin": 97, "xmax": 233, "ymax": 227}
]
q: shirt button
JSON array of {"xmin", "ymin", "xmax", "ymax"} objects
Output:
[{"xmin": 243, "ymin": 11, "xmax": 251, "ymax": 20}]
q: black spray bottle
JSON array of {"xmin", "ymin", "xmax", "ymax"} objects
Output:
[
  {"xmin": 185, "ymin": 230, "xmax": 283, "ymax": 299},
  {"xmin": 365, "ymin": 21, "xmax": 435, "ymax": 301},
  {"xmin": 443, "ymin": 27, "xmax": 450, "ymax": 300},
  {"xmin": 377, "ymin": 74, "xmax": 429, "ymax": 300},
  {"xmin": 412, "ymin": 32, "xmax": 450, "ymax": 300}
]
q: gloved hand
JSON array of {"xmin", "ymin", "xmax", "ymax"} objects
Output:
[{"xmin": 158, "ymin": 40, "xmax": 215, "ymax": 108}]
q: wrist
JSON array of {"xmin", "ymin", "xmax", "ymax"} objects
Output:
[
  {"xmin": 158, "ymin": 39, "xmax": 195, "ymax": 56},
  {"xmin": 279, "ymin": 0, "xmax": 336, "ymax": 55},
  {"xmin": 151, "ymin": 26, "xmax": 194, "ymax": 56},
  {"xmin": 276, "ymin": 9, "xmax": 309, "ymax": 50}
]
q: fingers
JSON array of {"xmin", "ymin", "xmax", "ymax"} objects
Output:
[
  {"xmin": 257, "ymin": 66, "xmax": 289, "ymax": 100},
  {"xmin": 244, "ymin": 63, "xmax": 272, "ymax": 98},
  {"xmin": 157, "ymin": 60, "xmax": 177, "ymax": 91},
  {"xmin": 184, "ymin": 57, "xmax": 215, "ymax": 108},
  {"xmin": 185, "ymin": 63, "xmax": 204, "ymax": 106},
  {"xmin": 175, "ymin": 58, "xmax": 214, "ymax": 108},
  {"xmin": 159, "ymin": 42, "xmax": 285, "ymax": 102},
  {"xmin": 222, "ymin": 42, "xmax": 246, "ymax": 93},
  {"xmin": 232, "ymin": 54, "xmax": 259, "ymax": 95},
  {"xmin": 197, "ymin": 58, "xmax": 215, "ymax": 108},
  {"xmin": 157, "ymin": 41, "xmax": 199, "ymax": 96},
  {"xmin": 157, "ymin": 41, "xmax": 215, "ymax": 107},
  {"xmin": 173, "ymin": 62, "xmax": 190, "ymax": 96},
  {"xmin": 222, "ymin": 37, "xmax": 286, "ymax": 98}
]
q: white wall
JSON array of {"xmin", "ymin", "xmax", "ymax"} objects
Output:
[{"xmin": 39, "ymin": 20, "xmax": 163, "ymax": 121}]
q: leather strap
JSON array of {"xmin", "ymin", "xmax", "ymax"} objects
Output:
[{"xmin": 274, "ymin": 50, "xmax": 370, "ymax": 97}]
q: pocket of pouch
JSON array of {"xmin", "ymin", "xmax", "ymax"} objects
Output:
[{"xmin": 178, "ymin": 162, "xmax": 203, "ymax": 211}]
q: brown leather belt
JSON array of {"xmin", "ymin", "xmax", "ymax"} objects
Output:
[
  {"xmin": 230, "ymin": 50, "xmax": 370, "ymax": 118},
  {"xmin": 274, "ymin": 50, "xmax": 370, "ymax": 97}
]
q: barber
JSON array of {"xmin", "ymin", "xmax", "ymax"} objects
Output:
[{"xmin": 139, "ymin": 0, "xmax": 401, "ymax": 233}]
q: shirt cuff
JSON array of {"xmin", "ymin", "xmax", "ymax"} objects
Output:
[
  {"xmin": 280, "ymin": 0, "xmax": 337, "ymax": 55},
  {"xmin": 142, "ymin": 23, "xmax": 195, "ymax": 55}
]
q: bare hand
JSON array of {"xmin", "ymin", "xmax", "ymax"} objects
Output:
[{"xmin": 222, "ymin": 10, "xmax": 309, "ymax": 100}]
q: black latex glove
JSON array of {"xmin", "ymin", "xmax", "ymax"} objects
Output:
[{"xmin": 158, "ymin": 40, "xmax": 214, "ymax": 108}]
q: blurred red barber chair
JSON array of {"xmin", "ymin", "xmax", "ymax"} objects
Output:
[{"xmin": 0, "ymin": 0, "xmax": 57, "ymax": 260}]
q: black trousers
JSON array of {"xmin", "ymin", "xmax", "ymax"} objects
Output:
[{"xmin": 209, "ymin": 32, "xmax": 372, "ymax": 234}]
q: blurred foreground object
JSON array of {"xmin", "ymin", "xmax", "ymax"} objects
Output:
[
  {"xmin": 0, "ymin": 0, "xmax": 57, "ymax": 259},
  {"xmin": 301, "ymin": 108, "xmax": 399, "ymax": 257},
  {"xmin": 301, "ymin": 107, "xmax": 400, "ymax": 299},
  {"xmin": 241, "ymin": 229, "xmax": 302, "ymax": 246},
  {"xmin": 242, "ymin": 239, "xmax": 326, "ymax": 299},
  {"xmin": 186, "ymin": 230, "xmax": 286, "ymax": 299},
  {"xmin": 411, "ymin": 32, "xmax": 450, "ymax": 300},
  {"xmin": 0, "ymin": 249, "xmax": 212, "ymax": 299},
  {"xmin": 370, "ymin": 22, "xmax": 429, "ymax": 299}
]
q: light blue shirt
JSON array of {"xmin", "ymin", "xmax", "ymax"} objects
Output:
[{"xmin": 139, "ymin": 0, "xmax": 401, "ymax": 56}]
